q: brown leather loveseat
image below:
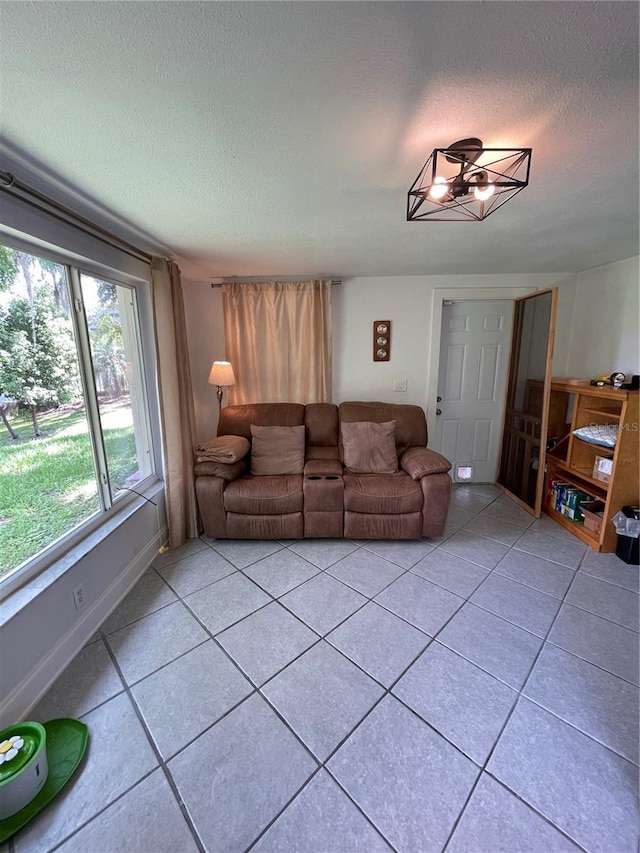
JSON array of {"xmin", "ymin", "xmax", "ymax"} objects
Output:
[{"xmin": 194, "ymin": 401, "xmax": 452, "ymax": 540}]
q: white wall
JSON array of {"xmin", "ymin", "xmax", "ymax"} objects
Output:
[
  {"xmin": 566, "ymin": 256, "xmax": 640, "ymax": 379},
  {"xmin": 184, "ymin": 283, "xmax": 226, "ymax": 443},
  {"xmin": 332, "ymin": 273, "xmax": 577, "ymax": 409},
  {"xmin": 184, "ymin": 272, "xmax": 578, "ymax": 441}
]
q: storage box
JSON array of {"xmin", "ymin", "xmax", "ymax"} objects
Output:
[
  {"xmin": 592, "ymin": 454, "xmax": 613, "ymax": 484},
  {"xmin": 560, "ymin": 488, "xmax": 591, "ymax": 522},
  {"xmin": 548, "ymin": 476, "xmax": 570, "ymax": 510},
  {"xmin": 555, "ymin": 483, "xmax": 573, "ymax": 512},
  {"xmin": 582, "ymin": 500, "xmax": 605, "ymax": 533}
]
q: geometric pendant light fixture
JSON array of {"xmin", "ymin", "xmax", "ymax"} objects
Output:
[{"xmin": 407, "ymin": 138, "xmax": 532, "ymax": 221}]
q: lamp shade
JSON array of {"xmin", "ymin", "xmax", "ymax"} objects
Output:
[{"xmin": 208, "ymin": 361, "xmax": 236, "ymax": 387}]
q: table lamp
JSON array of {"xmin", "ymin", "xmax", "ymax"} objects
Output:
[{"xmin": 208, "ymin": 360, "xmax": 236, "ymax": 411}]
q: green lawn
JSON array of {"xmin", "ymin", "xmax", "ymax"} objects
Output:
[{"xmin": 0, "ymin": 404, "xmax": 137, "ymax": 576}]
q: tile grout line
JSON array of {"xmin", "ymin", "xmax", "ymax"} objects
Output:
[
  {"xmin": 227, "ymin": 537, "xmax": 640, "ymax": 776},
  {"xmin": 44, "ymin": 767, "xmax": 163, "ymax": 853},
  {"xmin": 35, "ymin": 642, "xmax": 207, "ymax": 853},
  {"xmin": 175, "ymin": 530, "xmax": 638, "ymax": 793},
  {"xmin": 240, "ymin": 564, "xmax": 486, "ymax": 849},
  {"xmin": 514, "ymin": 692, "xmax": 640, "ymax": 769},
  {"xmin": 434, "ymin": 546, "xmax": 639, "ymax": 638},
  {"xmin": 439, "ymin": 556, "xmax": 600, "ymax": 853},
  {"xmin": 172, "ymin": 543, "xmax": 461, "ymax": 850},
  {"xmin": 236, "ymin": 524, "xmax": 616, "ymax": 849},
  {"xmin": 542, "ymin": 637, "xmax": 640, "ymax": 688},
  {"xmin": 98, "ymin": 638, "xmax": 208, "ymax": 853}
]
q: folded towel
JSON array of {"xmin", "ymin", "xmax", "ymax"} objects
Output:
[{"xmin": 194, "ymin": 434, "xmax": 250, "ymax": 463}]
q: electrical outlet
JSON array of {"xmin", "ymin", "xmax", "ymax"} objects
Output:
[
  {"xmin": 72, "ymin": 584, "xmax": 85, "ymax": 611},
  {"xmin": 393, "ymin": 378, "xmax": 407, "ymax": 392}
]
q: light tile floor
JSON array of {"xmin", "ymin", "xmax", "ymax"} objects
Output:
[{"xmin": 10, "ymin": 485, "xmax": 640, "ymax": 853}]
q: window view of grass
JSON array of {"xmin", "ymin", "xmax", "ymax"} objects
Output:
[
  {"xmin": 0, "ymin": 244, "xmax": 150, "ymax": 583},
  {"xmin": 0, "ymin": 401, "xmax": 137, "ymax": 575}
]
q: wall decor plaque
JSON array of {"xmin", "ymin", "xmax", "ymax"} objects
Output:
[{"xmin": 373, "ymin": 321, "xmax": 391, "ymax": 361}]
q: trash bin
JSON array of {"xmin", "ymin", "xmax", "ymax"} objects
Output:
[{"xmin": 611, "ymin": 506, "xmax": 640, "ymax": 565}]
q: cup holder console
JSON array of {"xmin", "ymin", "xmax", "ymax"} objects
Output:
[
  {"xmin": 305, "ymin": 474, "xmax": 342, "ymax": 480},
  {"xmin": 303, "ymin": 470, "xmax": 344, "ymax": 537}
]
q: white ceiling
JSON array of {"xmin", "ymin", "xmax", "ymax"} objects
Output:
[{"xmin": 1, "ymin": 2, "xmax": 638, "ymax": 281}]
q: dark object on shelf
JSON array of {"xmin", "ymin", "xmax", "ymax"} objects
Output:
[
  {"xmin": 590, "ymin": 372, "xmax": 626, "ymax": 388},
  {"xmin": 621, "ymin": 375, "xmax": 640, "ymax": 391},
  {"xmin": 615, "ymin": 505, "xmax": 640, "ymax": 565}
]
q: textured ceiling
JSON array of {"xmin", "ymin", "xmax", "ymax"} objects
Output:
[{"xmin": 1, "ymin": 1, "xmax": 638, "ymax": 281}]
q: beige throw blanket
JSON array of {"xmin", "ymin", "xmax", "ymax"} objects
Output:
[{"xmin": 194, "ymin": 434, "xmax": 250, "ymax": 463}]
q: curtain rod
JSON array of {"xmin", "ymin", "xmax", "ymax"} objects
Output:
[
  {"xmin": 211, "ymin": 279, "xmax": 341, "ymax": 288},
  {"xmin": 0, "ymin": 170, "xmax": 153, "ymax": 265}
]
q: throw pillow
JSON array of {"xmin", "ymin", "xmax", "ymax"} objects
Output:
[
  {"xmin": 341, "ymin": 420, "xmax": 398, "ymax": 473},
  {"xmin": 193, "ymin": 435, "xmax": 250, "ymax": 463},
  {"xmin": 250, "ymin": 424, "xmax": 305, "ymax": 475}
]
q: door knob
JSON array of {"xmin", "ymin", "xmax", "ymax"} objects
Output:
[
  {"xmin": 437, "ymin": 396, "xmax": 442, "ymax": 402},
  {"xmin": 436, "ymin": 408, "xmax": 442, "ymax": 416}
]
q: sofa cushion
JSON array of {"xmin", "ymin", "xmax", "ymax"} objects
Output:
[
  {"xmin": 218, "ymin": 403, "xmax": 305, "ymax": 439},
  {"xmin": 339, "ymin": 402, "xmax": 427, "ymax": 450},
  {"xmin": 305, "ymin": 402, "xmax": 339, "ymax": 447},
  {"xmin": 224, "ymin": 474, "xmax": 303, "ymax": 514},
  {"xmin": 250, "ymin": 424, "xmax": 305, "ymax": 475},
  {"xmin": 343, "ymin": 472, "xmax": 423, "ymax": 514},
  {"xmin": 193, "ymin": 434, "xmax": 250, "ymax": 463},
  {"xmin": 341, "ymin": 420, "xmax": 398, "ymax": 473}
]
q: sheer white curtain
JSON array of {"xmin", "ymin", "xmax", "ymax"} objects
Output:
[
  {"xmin": 151, "ymin": 258, "xmax": 199, "ymax": 547},
  {"xmin": 222, "ymin": 280, "xmax": 332, "ymax": 404}
]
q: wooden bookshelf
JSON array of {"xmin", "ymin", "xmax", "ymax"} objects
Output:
[{"xmin": 543, "ymin": 380, "xmax": 639, "ymax": 552}]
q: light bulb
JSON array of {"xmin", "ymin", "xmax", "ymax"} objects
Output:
[
  {"xmin": 428, "ymin": 176, "xmax": 449, "ymax": 200},
  {"xmin": 474, "ymin": 181, "xmax": 494, "ymax": 201}
]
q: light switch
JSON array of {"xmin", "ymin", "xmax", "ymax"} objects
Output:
[{"xmin": 393, "ymin": 378, "xmax": 407, "ymax": 392}]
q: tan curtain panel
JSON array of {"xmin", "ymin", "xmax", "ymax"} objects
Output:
[
  {"xmin": 151, "ymin": 258, "xmax": 199, "ymax": 548},
  {"xmin": 222, "ymin": 280, "xmax": 332, "ymax": 404}
]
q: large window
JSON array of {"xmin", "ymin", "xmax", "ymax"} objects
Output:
[{"xmin": 0, "ymin": 244, "xmax": 154, "ymax": 584}]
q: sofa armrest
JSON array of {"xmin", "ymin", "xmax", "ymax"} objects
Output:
[
  {"xmin": 400, "ymin": 447, "xmax": 451, "ymax": 480},
  {"xmin": 193, "ymin": 458, "xmax": 247, "ymax": 481}
]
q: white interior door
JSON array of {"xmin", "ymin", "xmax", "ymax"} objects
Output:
[{"xmin": 434, "ymin": 300, "xmax": 514, "ymax": 483}]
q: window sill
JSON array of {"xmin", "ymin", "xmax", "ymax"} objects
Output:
[{"xmin": 0, "ymin": 480, "xmax": 165, "ymax": 628}]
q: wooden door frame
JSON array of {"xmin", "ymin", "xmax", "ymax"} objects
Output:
[
  {"xmin": 426, "ymin": 287, "xmax": 535, "ymax": 447},
  {"xmin": 497, "ymin": 287, "xmax": 559, "ymax": 516}
]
